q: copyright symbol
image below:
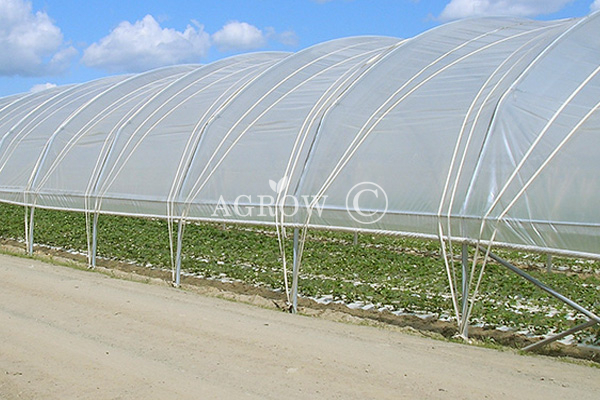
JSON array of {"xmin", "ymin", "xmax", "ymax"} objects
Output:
[{"xmin": 345, "ymin": 182, "xmax": 388, "ymax": 225}]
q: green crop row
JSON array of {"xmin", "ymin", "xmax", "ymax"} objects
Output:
[{"xmin": 0, "ymin": 202, "xmax": 598, "ymax": 345}]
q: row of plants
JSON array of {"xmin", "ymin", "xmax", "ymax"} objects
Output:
[{"xmin": 0, "ymin": 202, "xmax": 598, "ymax": 345}]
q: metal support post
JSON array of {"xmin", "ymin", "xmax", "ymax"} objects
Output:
[
  {"xmin": 460, "ymin": 243, "xmax": 469, "ymax": 338},
  {"xmin": 488, "ymin": 251, "xmax": 600, "ymax": 324},
  {"xmin": 523, "ymin": 320, "xmax": 597, "ymax": 351},
  {"xmin": 91, "ymin": 212, "xmax": 99, "ymax": 268},
  {"xmin": 291, "ymin": 228, "xmax": 300, "ymax": 313},
  {"xmin": 353, "ymin": 231, "xmax": 358, "ymax": 246},
  {"xmin": 174, "ymin": 219, "xmax": 184, "ymax": 287},
  {"xmin": 488, "ymin": 251, "xmax": 600, "ymax": 350},
  {"xmin": 24, "ymin": 206, "xmax": 29, "ymax": 251},
  {"xmin": 27, "ymin": 207, "xmax": 35, "ymax": 255},
  {"xmin": 546, "ymin": 254, "xmax": 553, "ymax": 273}
]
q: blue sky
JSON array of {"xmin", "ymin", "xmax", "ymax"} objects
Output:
[{"xmin": 1, "ymin": 0, "xmax": 598, "ymax": 97}]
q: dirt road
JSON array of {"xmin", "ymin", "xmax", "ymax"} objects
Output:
[{"xmin": 1, "ymin": 253, "xmax": 598, "ymax": 400}]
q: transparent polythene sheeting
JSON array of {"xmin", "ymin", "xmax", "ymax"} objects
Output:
[
  {"xmin": 21, "ymin": 56, "xmax": 286, "ymax": 216},
  {"xmin": 30, "ymin": 66, "xmax": 198, "ymax": 204},
  {"xmin": 0, "ymin": 76, "xmax": 129, "ymax": 195},
  {"xmin": 92, "ymin": 53, "xmax": 289, "ymax": 215},
  {"xmin": 0, "ymin": 15, "xmax": 598, "ymax": 260},
  {"xmin": 176, "ymin": 37, "xmax": 400, "ymax": 214},
  {"xmin": 0, "ymin": 93, "xmax": 26, "ymax": 110}
]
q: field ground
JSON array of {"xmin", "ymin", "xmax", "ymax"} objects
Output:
[
  {"xmin": 0, "ymin": 203, "xmax": 599, "ymax": 354},
  {"xmin": 1, "ymin": 253, "xmax": 599, "ymax": 400}
]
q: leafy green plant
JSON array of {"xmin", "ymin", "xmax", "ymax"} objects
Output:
[{"xmin": 0, "ymin": 202, "xmax": 598, "ymax": 345}]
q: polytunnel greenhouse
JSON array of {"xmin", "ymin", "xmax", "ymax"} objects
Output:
[{"xmin": 0, "ymin": 13, "xmax": 599, "ymax": 348}]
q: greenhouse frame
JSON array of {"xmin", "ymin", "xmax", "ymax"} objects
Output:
[{"xmin": 1, "ymin": 13, "xmax": 599, "ymax": 349}]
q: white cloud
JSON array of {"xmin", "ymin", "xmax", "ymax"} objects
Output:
[
  {"xmin": 439, "ymin": 0, "xmax": 574, "ymax": 21},
  {"xmin": 30, "ymin": 82, "xmax": 57, "ymax": 93},
  {"xmin": 212, "ymin": 21, "xmax": 266, "ymax": 51},
  {"xmin": 276, "ymin": 30, "xmax": 299, "ymax": 47},
  {"xmin": 265, "ymin": 28, "xmax": 299, "ymax": 47},
  {"xmin": 0, "ymin": 0, "xmax": 76, "ymax": 76},
  {"xmin": 82, "ymin": 15, "xmax": 210, "ymax": 73},
  {"xmin": 592, "ymin": 0, "xmax": 600, "ymax": 12}
]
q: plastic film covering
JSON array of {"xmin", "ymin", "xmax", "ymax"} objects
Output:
[
  {"xmin": 0, "ymin": 15, "xmax": 599, "ymax": 259},
  {"xmin": 176, "ymin": 37, "xmax": 401, "ymax": 221}
]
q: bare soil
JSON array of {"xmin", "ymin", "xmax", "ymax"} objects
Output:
[
  {"xmin": 1, "ymin": 251, "xmax": 600, "ymax": 399},
  {"xmin": 2, "ymin": 238, "xmax": 597, "ymax": 363}
]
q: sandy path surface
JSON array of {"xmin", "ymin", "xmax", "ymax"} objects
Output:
[{"xmin": 0, "ymin": 253, "xmax": 598, "ymax": 400}]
